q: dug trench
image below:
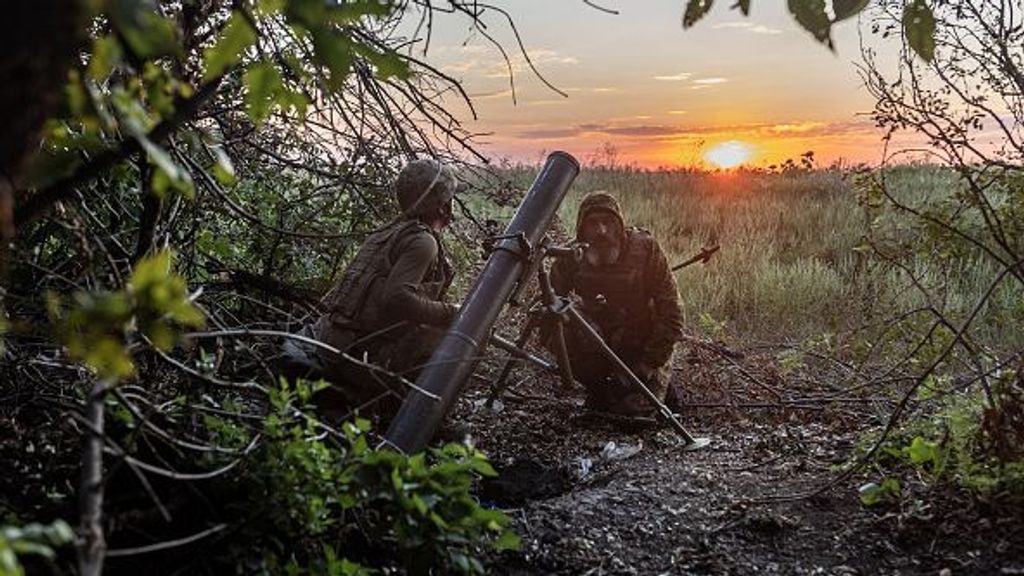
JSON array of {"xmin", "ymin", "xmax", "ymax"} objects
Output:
[{"xmin": 446, "ymin": 344, "xmax": 1024, "ymax": 575}]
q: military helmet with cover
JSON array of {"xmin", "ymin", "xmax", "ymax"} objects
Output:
[
  {"xmin": 576, "ymin": 191, "xmax": 626, "ymax": 241},
  {"xmin": 395, "ymin": 158, "xmax": 458, "ymax": 222}
]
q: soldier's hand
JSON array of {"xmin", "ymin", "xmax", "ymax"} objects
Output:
[{"xmin": 445, "ymin": 303, "xmax": 461, "ymax": 324}]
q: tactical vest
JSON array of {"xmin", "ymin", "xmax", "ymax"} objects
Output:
[
  {"xmin": 571, "ymin": 228, "xmax": 654, "ymax": 348},
  {"xmin": 319, "ymin": 219, "xmax": 452, "ymax": 335}
]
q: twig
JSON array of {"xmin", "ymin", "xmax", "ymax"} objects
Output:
[
  {"xmin": 582, "ymin": 0, "xmax": 620, "ymax": 15},
  {"xmin": 105, "ymin": 524, "xmax": 227, "ymax": 558},
  {"xmin": 183, "ymin": 328, "xmax": 441, "ymax": 401},
  {"xmin": 78, "ymin": 380, "xmax": 111, "ymax": 576},
  {"xmin": 723, "ymin": 356, "xmax": 783, "ymax": 401}
]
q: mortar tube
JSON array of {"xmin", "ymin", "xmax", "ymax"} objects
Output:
[{"xmin": 384, "ymin": 152, "xmax": 580, "ymax": 453}]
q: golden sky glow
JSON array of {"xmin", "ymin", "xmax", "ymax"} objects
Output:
[{"xmin": 416, "ymin": 1, "xmax": 917, "ymax": 169}]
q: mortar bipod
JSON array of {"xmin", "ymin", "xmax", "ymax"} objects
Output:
[
  {"xmin": 485, "ymin": 238, "xmax": 711, "ymax": 451},
  {"xmin": 486, "ymin": 237, "xmax": 579, "ymax": 405}
]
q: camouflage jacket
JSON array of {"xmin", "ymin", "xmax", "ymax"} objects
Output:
[
  {"xmin": 315, "ymin": 218, "xmax": 455, "ymax": 346},
  {"xmin": 551, "ymin": 227, "xmax": 684, "ymax": 368}
]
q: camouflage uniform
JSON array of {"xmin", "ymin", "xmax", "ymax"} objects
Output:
[
  {"xmin": 550, "ymin": 192, "xmax": 684, "ymax": 415},
  {"xmin": 299, "ymin": 159, "xmax": 459, "ymax": 423},
  {"xmin": 307, "ymin": 217, "xmax": 456, "ymax": 421}
]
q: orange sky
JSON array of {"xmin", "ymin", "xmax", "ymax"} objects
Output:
[{"xmin": 415, "ymin": 1, "xmax": 913, "ymax": 169}]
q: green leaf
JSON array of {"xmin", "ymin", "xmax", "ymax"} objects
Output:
[
  {"xmin": 106, "ymin": 0, "xmax": 179, "ymax": 59},
  {"xmin": 787, "ymin": 0, "xmax": 833, "ymax": 48},
  {"xmin": 731, "ymin": 0, "xmax": 751, "ymax": 16},
  {"xmin": 284, "ymin": 0, "xmax": 325, "ymax": 27},
  {"xmin": 832, "ymin": 0, "xmax": 870, "ymax": 21},
  {"xmin": 858, "ymin": 478, "xmax": 900, "ymax": 506},
  {"xmin": 311, "ymin": 29, "xmax": 354, "ymax": 90},
  {"xmin": 136, "ymin": 135, "xmax": 194, "ymax": 199},
  {"xmin": 902, "ymin": 0, "xmax": 936, "ymax": 62},
  {"xmin": 210, "ymin": 145, "xmax": 237, "ymax": 186},
  {"xmin": 244, "ymin": 62, "xmax": 284, "ymax": 124},
  {"xmin": 83, "ymin": 336, "xmax": 136, "ymax": 379},
  {"xmin": 905, "ymin": 436, "xmax": 939, "ymax": 466},
  {"xmin": 355, "ymin": 45, "xmax": 411, "ymax": 81},
  {"xmin": 300, "ymin": 0, "xmax": 398, "ymax": 24},
  {"xmin": 682, "ymin": 0, "xmax": 714, "ymax": 28},
  {"xmin": 203, "ymin": 10, "xmax": 256, "ymax": 82},
  {"xmin": 494, "ymin": 529, "xmax": 521, "ymax": 551},
  {"xmin": 87, "ymin": 35, "xmax": 123, "ymax": 80}
]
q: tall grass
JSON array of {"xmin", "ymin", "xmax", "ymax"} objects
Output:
[{"xmin": 486, "ymin": 165, "xmax": 1024, "ymax": 352}]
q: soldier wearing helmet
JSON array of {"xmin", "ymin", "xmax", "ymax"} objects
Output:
[
  {"xmin": 550, "ymin": 191, "xmax": 684, "ymax": 417},
  {"xmin": 306, "ymin": 158, "xmax": 460, "ymax": 423}
]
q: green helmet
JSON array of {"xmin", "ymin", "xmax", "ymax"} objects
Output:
[{"xmin": 395, "ymin": 159, "xmax": 458, "ymax": 221}]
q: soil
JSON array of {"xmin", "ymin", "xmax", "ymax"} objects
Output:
[
  {"xmin": 446, "ymin": 344, "xmax": 1024, "ymax": 576},
  {"xmin": 4, "ymin": 330, "xmax": 1022, "ymax": 575}
]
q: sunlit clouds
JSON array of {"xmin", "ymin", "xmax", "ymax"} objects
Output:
[
  {"xmin": 712, "ymin": 21, "xmax": 784, "ymax": 35},
  {"xmin": 418, "ymin": 1, "xmax": 907, "ymax": 168},
  {"xmin": 654, "ymin": 72, "xmax": 694, "ymax": 81}
]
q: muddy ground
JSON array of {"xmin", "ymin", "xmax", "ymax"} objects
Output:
[{"xmin": 448, "ymin": 343, "xmax": 1024, "ymax": 576}]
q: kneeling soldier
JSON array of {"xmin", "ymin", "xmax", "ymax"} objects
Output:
[
  {"xmin": 308, "ymin": 159, "xmax": 460, "ymax": 423},
  {"xmin": 550, "ymin": 191, "xmax": 684, "ymax": 416}
]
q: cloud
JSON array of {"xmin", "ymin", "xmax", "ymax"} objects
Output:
[
  {"xmin": 515, "ymin": 123, "xmax": 678, "ymax": 140},
  {"xmin": 712, "ymin": 21, "xmax": 783, "ymax": 35},
  {"xmin": 768, "ymin": 122, "xmax": 829, "ymax": 134},
  {"xmin": 441, "ymin": 46, "xmax": 580, "ymax": 80},
  {"xmin": 601, "ymin": 126, "xmax": 681, "ymax": 137},
  {"xmin": 483, "ymin": 48, "xmax": 580, "ymax": 78},
  {"xmin": 668, "ymin": 110, "xmax": 689, "ymax": 115},
  {"xmin": 689, "ymin": 77, "xmax": 729, "ymax": 90},
  {"xmin": 515, "ymin": 128, "xmax": 583, "ymax": 140},
  {"xmin": 525, "ymin": 99, "xmax": 571, "ymax": 107},
  {"xmin": 511, "ymin": 120, "xmax": 880, "ymax": 142},
  {"xmin": 654, "ymin": 72, "xmax": 694, "ymax": 82},
  {"xmin": 470, "ymin": 89, "xmax": 514, "ymax": 100}
]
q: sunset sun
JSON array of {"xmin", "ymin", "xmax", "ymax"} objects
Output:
[{"xmin": 703, "ymin": 140, "xmax": 754, "ymax": 168}]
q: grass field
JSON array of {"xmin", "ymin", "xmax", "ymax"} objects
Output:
[{"xmin": 483, "ymin": 165, "xmax": 1024, "ymax": 355}]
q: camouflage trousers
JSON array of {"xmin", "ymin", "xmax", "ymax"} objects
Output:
[
  {"xmin": 560, "ymin": 314, "xmax": 680, "ymax": 416},
  {"xmin": 311, "ymin": 323, "xmax": 444, "ymax": 426}
]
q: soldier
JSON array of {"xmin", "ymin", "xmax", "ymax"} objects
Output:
[
  {"xmin": 550, "ymin": 191, "xmax": 684, "ymax": 417},
  {"xmin": 295, "ymin": 158, "xmax": 460, "ymax": 423}
]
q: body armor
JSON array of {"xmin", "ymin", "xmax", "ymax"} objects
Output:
[
  {"xmin": 570, "ymin": 227, "xmax": 654, "ymax": 351},
  {"xmin": 318, "ymin": 219, "xmax": 451, "ymax": 339}
]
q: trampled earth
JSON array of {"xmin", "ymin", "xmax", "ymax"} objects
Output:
[{"xmin": 449, "ymin": 344, "xmax": 1024, "ymax": 575}]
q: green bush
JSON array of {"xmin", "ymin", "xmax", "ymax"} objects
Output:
[
  {"xmin": 231, "ymin": 378, "xmax": 518, "ymax": 575},
  {"xmin": 859, "ymin": 370, "xmax": 1024, "ymax": 506},
  {"xmin": 0, "ymin": 520, "xmax": 73, "ymax": 576}
]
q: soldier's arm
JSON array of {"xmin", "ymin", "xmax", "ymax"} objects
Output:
[
  {"xmin": 641, "ymin": 239, "xmax": 684, "ymax": 368},
  {"xmin": 380, "ymin": 232, "xmax": 457, "ymax": 326}
]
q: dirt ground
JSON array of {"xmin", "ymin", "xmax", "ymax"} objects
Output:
[{"xmin": 449, "ymin": 345, "xmax": 1024, "ymax": 576}]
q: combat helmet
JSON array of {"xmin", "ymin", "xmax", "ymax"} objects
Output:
[{"xmin": 395, "ymin": 158, "xmax": 458, "ymax": 222}]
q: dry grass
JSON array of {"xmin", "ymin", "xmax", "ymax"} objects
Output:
[{"xmin": 483, "ymin": 165, "xmax": 1023, "ymax": 352}]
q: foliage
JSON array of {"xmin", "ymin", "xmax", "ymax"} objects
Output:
[
  {"xmin": 859, "ymin": 370, "xmax": 1024, "ymax": 505},
  {"xmin": 46, "ymin": 250, "xmax": 203, "ymax": 381},
  {"xmin": 235, "ymin": 378, "xmax": 518, "ymax": 575},
  {"xmin": 681, "ymin": 0, "xmax": 936, "ymax": 62},
  {"xmin": 846, "ymin": 0, "xmax": 1024, "ymax": 504},
  {"xmin": 2, "ymin": 1, "xmax": 522, "ymax": 573},
  {"xmin": 0, "ymin": 520, "xmax": 74, "ymax": 576}
]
